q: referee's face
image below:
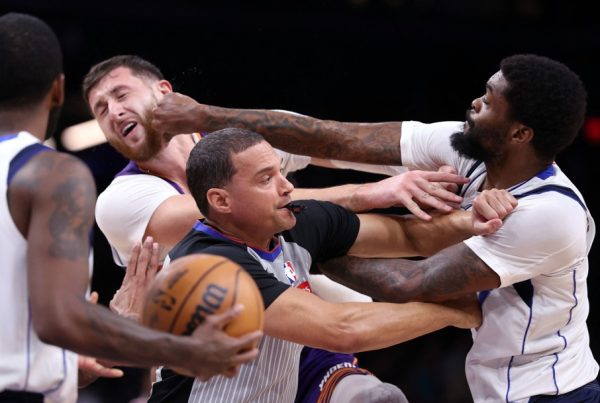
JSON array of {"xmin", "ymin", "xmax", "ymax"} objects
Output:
[{"xmin": 224, "ymin": 141, "xmax": 296, "ymax": 248}]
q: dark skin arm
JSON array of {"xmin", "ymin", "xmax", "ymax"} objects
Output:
[
  {"xmin": 319, "ymin": 242, "xmax": 500, "ymax": 303},
  {"xmin": 9, "ymin": 150, "xmax": 260, "ymax": 379},
  {"xmin": 151, "ymin": 92, "xmax": 404, "ymax": 164}
]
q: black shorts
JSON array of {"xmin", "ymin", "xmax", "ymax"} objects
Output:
[
  {"xmin": 0, "ymin": 390, "xmax": 44, "ymax": 403},
  {"xmin": 529, "ymin": 380, "xmax": 600, "ymax": 402}
]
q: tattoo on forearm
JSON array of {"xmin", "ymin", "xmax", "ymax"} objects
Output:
[
  {"xmin": 224, "ymin": 110, "xmax": 402, "ymax": 164},
  {"xmin": 320, "ymin": 244, "xmax": 497, "ymax": 302}
]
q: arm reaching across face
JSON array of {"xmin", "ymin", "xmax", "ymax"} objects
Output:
[
  {"xmin": 150, "ymin": 92, "xmax": 405, "ymax": 164},
  {"xmin": 150, "ymin": 93, "xmax": 470, "ymax": 220}
]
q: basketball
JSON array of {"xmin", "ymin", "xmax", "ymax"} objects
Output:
[{"xmin": 141, "ymin": 254, "xmax": 264, "ymax": 338}]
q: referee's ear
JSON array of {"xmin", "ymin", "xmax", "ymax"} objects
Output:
[{"xmin": 207, "ymin": 188, "xmax": 231, "ymax": 214}]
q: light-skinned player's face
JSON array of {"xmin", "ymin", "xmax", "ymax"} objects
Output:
[
  {"xmin": 87, "ymin": 67, "xmax": 171, "ymax": 161},
  {"xmin": 224, "ymin": 141, "xmax": 296, "ymax": 247}
]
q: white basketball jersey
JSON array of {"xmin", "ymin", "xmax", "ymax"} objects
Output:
[{"xmin": 0, "ymin": 132, "xmax": 78, "ymax": 403}]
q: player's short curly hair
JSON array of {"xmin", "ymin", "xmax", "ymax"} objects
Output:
[
  {"xmin": 0, "ymin": 13, "xmax": 63, "ymax": 108},
  {"xmin": 500, "ymin": 54, "xmax": 587, "ymax": 160},
  {"xmin": 82, "ymin": 55, "xmax": 164, "ymax": 103}
]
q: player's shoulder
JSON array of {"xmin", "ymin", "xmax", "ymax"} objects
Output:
[
  {"xmin": 515, "ymin": 186, "xmax": 586, "ymax": 218},
  {"xmin": 505, "ymin": 189, "xmax": 589, "ymax": 245},
  {"xmin": 12, "ymin": 147, "xmax": 94, "ymax": 195}
]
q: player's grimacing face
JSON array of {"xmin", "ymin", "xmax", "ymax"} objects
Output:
[{"xmin": 87, "ymin": 67, "xmax": 167, "ymax": 161}]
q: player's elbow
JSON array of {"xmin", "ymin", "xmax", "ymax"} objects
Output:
[
  {"xmin": 318, "ymin": 317, "xmax": 366, "ymax": 353},
  {"xmin": 31, "ymin": 297, "xmax": 84, "ymax": 347},
  {"xmin": 33, "ymin": 314, "xmax": 70, "ymax": 346}
]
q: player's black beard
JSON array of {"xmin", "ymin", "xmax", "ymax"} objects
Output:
[
  {"xmin": 44, "ymin": 104, "xmax": 62, "ymax": 141},
  {"xmin": 450, "ymin": 131, "xmax": 495, "ymax": 161},
  {"xmin": 450, "ymin": 110, "xmax": 502, "ymax": 162}
]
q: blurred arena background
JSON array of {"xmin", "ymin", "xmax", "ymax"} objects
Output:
[{"xmin": 2, "ymin": 1, "xmax": 598, "ymax": 402}]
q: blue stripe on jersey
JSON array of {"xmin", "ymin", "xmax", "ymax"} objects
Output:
[
  {"xmin": 536, "ymin": 165, "xmax": 556, "ymax": 180},
  {"xmin": 24, "ymin": 303, "xmax": 33, "ymax": 390},
  {"xmin": 513, "ymin": 185, "xmax": 586, "ymax": 211},
  {"xmin": 551, "ymin": 352, "xmax": 560, "ymax": 395},
  {"xmin": 459, "ymin": 160, "xmax": 484, "ymax": 197},
  {"xmin": 0, "ymin": 133, "xmax": 18, "ymax": 142},
  {"xmin": 506, "ymin": 356, "xmax": 514, "ymax": 403},
  {"xmin": 502, "ymin": 185, "xmax": 585, "ymax": 402},
  {"xmin": 7, "ymin": 143, "xmax": 53, "ymax": 185},
  {"xmin": 567, "ymin": 270, "xmax": 579, "ymax": 326},
  {"xmin": 193, "ymin": 221, "xmax": 232, "ymax": 242},
  {"xmin": 193, "ymin": 221, "xmax": 283, "ymax": 261},
  {"xmin": 42, "ymin": 350, "xmax": 67, "ymax": 394},
  {"xmin": 116, "ymin": 160, "xmax": 185, "ymax": 194},
  {"xmin": 520, "ymin": 295, "xmax": 534, "ymax": 355}
]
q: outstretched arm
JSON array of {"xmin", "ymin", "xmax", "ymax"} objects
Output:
[
  {"xmin": 151, "ymin": 92, "xmax": 405, "ymax": 164},
  {"xmin": 292, "ymin": 169, "xmax": 467, "ymax": 220},
  {"xmin": 263, "ymin": 286, "xmax": 481, "ymax": 353},
  {"xmin": 348, "ymin": 189, "xmax": 517, "ymax": 258},
  {"xmin": 320, "ymin": 242, "xmax": 500, "ymax": 303},
  {"xmin": 321, "ymin": 190, "xmax": 516, "ymax": 301}
]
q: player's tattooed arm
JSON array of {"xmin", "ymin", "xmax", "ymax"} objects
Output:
[
  {"xmin": 319, "ymin": 242, "xmax": 500, "ymax": 303},
  {"xmin": 225, "ymin": 110, "xmax": 404, "ymax": 165},
  {"xmin": 151, "ymin": 93, "xmax": 404, "ymax": 164}
]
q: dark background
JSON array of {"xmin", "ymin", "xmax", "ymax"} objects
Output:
[{"xmin": 2, "ymin": 1, "xmax": 599, "ymax": 402}]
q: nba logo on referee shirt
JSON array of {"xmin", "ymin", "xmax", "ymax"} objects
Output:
[{"xmin": 284, "ymin": 261, "xmax": 297, "ymax": 284}]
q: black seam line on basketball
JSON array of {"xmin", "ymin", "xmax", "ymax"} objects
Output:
[
  {"xmin": 232, "ymin": 268, "xmax": 241, "ymax": 309},
  {"xmin": 252, "ymin": 274, "xmax": 263, "ymax": 328},
  {"xmin": 168, "ymin": 258, "xmax": 230, "ymax": 334}
]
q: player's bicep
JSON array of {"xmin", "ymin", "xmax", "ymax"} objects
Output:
[
  {"xmin": 145, "ymin": 194, "xmax": 202, "ymax": 248},
  {"xmin": 320, "ymin": 242, "xmax": 500, "ymax": 303},
  {"xmin": 24, "ymin": 153, "xmax": 96, "ymax": 300},
  {"xmin": 25, "ymin": 153, "xmax": 95, "ymax": 259}
]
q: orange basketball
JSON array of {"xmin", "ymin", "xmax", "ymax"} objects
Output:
[{"xmin": 141, "ymin": 254, "xmax": 264, "ymax": 338}]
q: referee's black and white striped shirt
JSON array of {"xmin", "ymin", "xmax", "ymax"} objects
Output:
[{"xmin": 149, "ymin": 200, "xmax": 360, "ymax": 403}]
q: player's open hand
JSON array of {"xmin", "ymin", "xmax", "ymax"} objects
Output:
[
  {"xmin": 109, "ymin": 236, "xmax": 160, "ymax": 321},
  {"xmin": 352, "ymin": 168, "xmax": 468, "ymax": 220}
]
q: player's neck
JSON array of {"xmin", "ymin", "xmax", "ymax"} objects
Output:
[
  {"xmin": 483, "ymin": 155, "xmax": 551, "ymax": 190},
  {"xmin": 204, "ymin": 219, "xmax": 274, "ymax": 250},
  {"xmin": 137, "ymin": 134, "xmax": 195, "ymax": 189},
  {"xmin": 0, "ymin": 106, "xmax": 48, "ymax": 140}
]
